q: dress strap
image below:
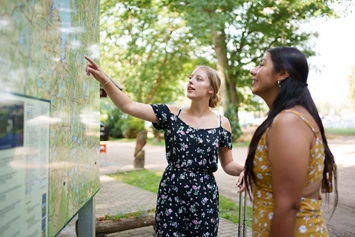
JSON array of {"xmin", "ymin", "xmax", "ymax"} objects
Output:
[
  {"xmin": 283, "ymin": 110, "xmax": 318, "ymax": 135},
  {"xmin": 177, "ymin": 108, "xmax": 182, "ymax": 117},
  {"xmin": 218, "ymin": 115, "xmax": 222, "ymax": 127}
]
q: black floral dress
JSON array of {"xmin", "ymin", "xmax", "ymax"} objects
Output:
[{"xmin": 151, "ymin": 104, "xmax": 233, "ymax": 237}]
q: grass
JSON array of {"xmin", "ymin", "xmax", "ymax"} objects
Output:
[
  {"xmin": 109, "ymin": 125, "xmax": 355, "ymax": 146},
  {"xmin": 325, "ymin": 128, "xmax": 355, "ymax": 136},
  {"xmin": 98, "ymin": 208, "xmax": 155, "ymax": 221},
  {"xmin": 110, "ymin": 137, "xmax": 166, "ymax": 146},
  {"xmin": 234, "ymin": 140, "xmax": 251, "ymax": 147},
  {"xmin": 109, "ymin": 169, "xmax": 163, "ymax": 193},
  {"xmin": 109, "ymin": 169, "xmax": 252, "ymax": 226},
  {"xmin": 112, "ymin": 137, "xmax": 250, "ymax": 148},
  {"xmin": 219, "ymin": 195, "xmax": 252, "ymax": 227}
]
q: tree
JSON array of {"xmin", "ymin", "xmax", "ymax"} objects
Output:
[
  {"xmin": 100, "ymin": 0, "xmax": 205, "ymax": 105},
  {"xmin": 164, "ymin": 0, "xmax": 338, "ymax": 139},
  {"xmin": 100, "ymin": 0, "xmax": 216, "ymax": 138}
]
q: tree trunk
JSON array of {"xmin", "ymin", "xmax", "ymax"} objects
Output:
[
  {"xmin": 212, "ymin": 29, "xmax": 230, "ymax": 113},
  {"xmin": 228, "ymin": 79, "xmax": 239, "ymax": 110},
  {"xmin": 211, "ymin": 29, "xmax": 241, "ymax": 125},
  {"xmin": 95, "ymin": 213, "xmax": 155, "ymax": 234},
  {"xmin": 134, "ymin": 129, "xmax": 147, "ymax": 168}
]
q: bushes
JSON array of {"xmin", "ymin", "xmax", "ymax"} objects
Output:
[
  {"xmin": 106, "ymin": 109, "xmax": 125, "ymax": 138},
  {"xmin": 121, "ymin": 116, "xmax": 144, "ymax": 138},
  {"xmin": 105, "ymin": 109, "xmax": 144, "ymax": 139}
]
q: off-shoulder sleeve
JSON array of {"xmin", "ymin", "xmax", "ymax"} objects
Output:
[
  {"xmin": 150, "ymin": 104, "xmax": 170, "ymax": 130},
  {"xmin": 219, "ymin": 129, "xmax": 233, "ymax": 149}
]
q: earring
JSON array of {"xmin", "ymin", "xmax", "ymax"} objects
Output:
[{"xmin": 277, "ymin": 80, "xmax": 281, "ymax": 88}]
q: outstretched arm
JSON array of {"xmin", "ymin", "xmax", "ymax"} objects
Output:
[{"xmin": 85, "ymin": 56, "xmax": 158, "ymax": 123}]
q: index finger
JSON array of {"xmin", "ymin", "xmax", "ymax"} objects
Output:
[{"xmin": 84, "ymin": 56, "xmax": 98, "ymax": 66}]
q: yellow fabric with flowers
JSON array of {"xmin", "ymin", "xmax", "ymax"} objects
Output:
[{"xmin": 252, "ymin": 110, "xmax": 329, "ymax": 236}]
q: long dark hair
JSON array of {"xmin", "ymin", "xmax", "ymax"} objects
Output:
[{"xmin": 244, "ymin": 46, "xmax": 338, "ymax": 215}]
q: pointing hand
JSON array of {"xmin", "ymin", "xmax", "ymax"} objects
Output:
[{"xmin": 85, "ymin": 56, "xmax": 109, "ymax": 84}]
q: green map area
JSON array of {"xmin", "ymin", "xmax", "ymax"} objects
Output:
[{"xmin": 0, "ymin": 1, "xmax": 100, "ymax": 236}]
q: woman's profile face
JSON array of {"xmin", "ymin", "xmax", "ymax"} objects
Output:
[
  {"xmin": 250, "ymin": 52, "xmax": 278, "ymax": 97},
  {"xmin": 186, "ymin": 67, "xmax": 213, "ymax": 100}
]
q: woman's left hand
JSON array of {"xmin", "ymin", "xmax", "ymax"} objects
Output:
[{"xmin": 237, "ymin": 171, "xmax": 246, "ymax": 193}]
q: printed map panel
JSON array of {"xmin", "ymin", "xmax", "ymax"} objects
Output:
[{"xmin": 0, "ymin": 1, "xmax": 101, "ymax": 236}]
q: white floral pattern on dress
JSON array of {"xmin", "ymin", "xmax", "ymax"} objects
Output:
[
  {"xmin": 151, "ymin": 104, "xmax": 233, "ymax": 237},
  {"xmin": 252, "ymin": 110, "xmax": 329, "ymax": 237}
]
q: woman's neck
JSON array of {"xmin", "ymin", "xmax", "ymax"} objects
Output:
[
  {"xmin": 188, "ymin": 101, "xmax": 211, "ymax": 117},
  {"xmin": 261, "ymin": 91, "xmax": 278, "ymax": 109}
]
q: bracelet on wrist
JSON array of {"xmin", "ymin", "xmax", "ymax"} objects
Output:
[{"xmin": 102, "ymin": 80, "xmax": 110, "ymax": 86}]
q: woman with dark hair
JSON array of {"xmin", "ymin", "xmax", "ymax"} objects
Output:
[
  {"xmin": 84, "ymin": 56, "xmax": 244, "ymax": 236},
  {"xmin": 242, "ymin": 46, "xmax": 338, "ymax": 236}
]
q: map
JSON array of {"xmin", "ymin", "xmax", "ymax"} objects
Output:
[{"xmin": 0, "ymin": 0, "xmax": 100, "ymax": 236}]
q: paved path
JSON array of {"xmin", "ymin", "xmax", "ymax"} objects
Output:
[
  {"xmin": 57, "ymin": 141, "xmax": 252, "ymax": 237},
  {"xmin": 57, "ymin": 136, "xmax": 355, "ymax": 236}
]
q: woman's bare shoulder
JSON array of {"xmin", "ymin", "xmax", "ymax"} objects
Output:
[
  {"xmin": 165, "ymin": 104, "xmax": 180, "ymax": 116},
  {"xmin": 220, "ymin": 115, "xmax": 232, "ymax": 133}
]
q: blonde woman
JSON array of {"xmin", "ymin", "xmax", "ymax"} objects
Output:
[{"xmin": 85, "ymin": 56, "xmax": 244, "ymax": 237}]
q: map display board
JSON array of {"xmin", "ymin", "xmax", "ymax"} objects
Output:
[
  {"xmin": 0, "ymin": 1, "xmax": 101, "ymax": 236},
  {"xmin": 0, "ymin": 93, "xmax": 49, "ymax": 237}
]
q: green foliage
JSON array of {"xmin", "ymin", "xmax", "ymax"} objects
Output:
[
  {"xmin": 106, "ymin": 108, "xmax": 125, "ymax": 138},
  {"xmin": 113, "ymin": 137, "xmax": 166, "ymax": 146},
  {"xmin": 110, "ymin": 169, "xmax": 163, "ymax": 193},
  {"xmin": 100, "ymin": 0, "xmax": 202, "ymax": 105},
  {"xmin": 152, "ymin": 126, "xmax": 165, "ymax": 144},
  {"xmin": 224, "ymin": 102, "xmax": 242, "ymax": 141},
  {"xmin": 110, "ymin": 169, "xmax": 252, "ymax": 227},
  {"xmin": 121, "ymin": 116, "xmax": 145, "ymax": 138},
  {"xmin": 100, "ymin": 0, "xmax": 347, "ymax": 142},
  {"xmin": 103, "ymin": 100, "xmax": 145, "ymax": 139},
  {"xmin": 162, "ymin": 0, "xmax": 341, "ymax": 139},
  {"xmin": 100, "ymin": 208, "xmax": 155, "ymax": 221},
  {"xmin": 105, "ymin": 109, "xmax": 145, "ymax": 139},
  {"xmin": 219, "ymin": 195, "xmax": 252, "ymax": 226},
  {"xmin": 325, "ymin": 128, "xmax": 355, "ymax": 136},
  {"xmin": 164, "ymin": 0, "xmax": 336, "ymax": 66}
]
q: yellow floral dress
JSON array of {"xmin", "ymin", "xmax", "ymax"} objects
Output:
[{"xmin": 252, "ymin": 110, "xmax": 329, "ymax": 237}]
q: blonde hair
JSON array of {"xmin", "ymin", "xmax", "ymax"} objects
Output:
[{"xmin": 196, "ymin": 65, "xmax": 222, "ymax": 108}]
